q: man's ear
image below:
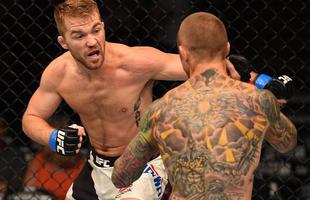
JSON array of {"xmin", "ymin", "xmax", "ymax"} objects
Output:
[
  {"xmin": 178, "ymin": 45, "xmax": 188, "ymax": 62},
  {"xmin": 57, "ymin": 36, "xmax": 68, "ymax": 50},
  {"xmin": 225, "ymin": 42, "xmax": 230, "ymax": 57}
]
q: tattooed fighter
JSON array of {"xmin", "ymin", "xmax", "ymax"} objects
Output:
[{"xmin": 112, "ymin": 12, "xmax": 297, "ymax": 200}]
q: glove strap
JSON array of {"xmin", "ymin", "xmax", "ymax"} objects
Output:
[
  {"xmin": 254, "ymin": 74, "xmax": 273, "ymax": 89},
  {"xmin": 48, "ymin": 129, "xmax": 58, "ymax": 152}
]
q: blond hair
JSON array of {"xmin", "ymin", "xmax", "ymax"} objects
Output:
[{"xmin": 54, "ymin": 0, "xmax": 100, "ymax": 35}]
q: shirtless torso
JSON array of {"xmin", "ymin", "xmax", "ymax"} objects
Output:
[
  {"xmin": 112, "ymin": 69, "xmax": 297, "ymax": 200},
  {"xmin": 22, "ymin": 41, "xmax": 185, "ymax": 157},
  {"xmin": 22, "ymin": 3, "xmax": 188, "ymax": 199},
  {"xmin": 57, "ymin": 43, "xmax": 174, "ymax": 156},
  {"xmin": 111, "ymin": 11, "xmax": 297, "ymax": 200},
  {"xmin": 157, "ymin": 71, "xmax": 266, "ymax": 199}
]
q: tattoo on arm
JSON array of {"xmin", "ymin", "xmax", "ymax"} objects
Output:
[
  {"xmin": 112, "ymin": 106, "xmax": 158, "ymax": 188},
  {"xmin": 259, "ymin": 90, "xmax": 297, "ymax": 152}
]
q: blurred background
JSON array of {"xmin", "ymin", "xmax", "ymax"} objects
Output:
[{"xmin": 0, "ymin": 0, "xmax": 309, "ymax": 199}]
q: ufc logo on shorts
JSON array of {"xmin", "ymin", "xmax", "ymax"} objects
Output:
[
  {"xmin": 56, "ymin": 130, "xmax": 65, "ymax": 154},
  {"xmin": 278, "ymin": 75, "xmax": 292, "ymax": 84},
  {"xmin": 95, "ymin": 156, "xmax": 111, "ymax": 167},
  {"xmin": 144, "ymin": 165, "xmax": 162, "ymax": 197}
]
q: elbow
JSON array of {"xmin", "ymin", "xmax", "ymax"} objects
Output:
[
  {"xmin": 21, "ymin": 112, "xmax": 37, "ymax": 135},
  {"xmin": 21, "ymin": 114, "xmax": 28, "ymax": 134},
  {"xmin": 278, "ymin": 133, "xmax": 298, "ymax": 154},
  {"xmin": 286, "ymin": 127, "xmax": 298, "ymax": 153},
  {"xmin": 283, "ymin": 135, "xmax": 298, "ymax": 154},
  {"xmin": 21, "ymin": 112, "xmax": 32, "ymax": 136},
  {"xmin": 278, "ymin": 143, "xmax": 296, "ymax": 154}
]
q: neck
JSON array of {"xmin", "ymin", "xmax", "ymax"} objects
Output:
[{"xmin": 190, "ymin": 60, "xmax": 227, "ymax": 77}]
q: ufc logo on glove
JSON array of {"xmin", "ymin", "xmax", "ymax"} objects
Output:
[{"xmin": 56, "ymin": 130, "xmax": 66, "ymax": 154}]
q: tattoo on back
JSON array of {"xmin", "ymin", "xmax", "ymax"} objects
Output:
[{"xmin": 150, "ymin": 70, "xmax": 269, "ymax": 199}]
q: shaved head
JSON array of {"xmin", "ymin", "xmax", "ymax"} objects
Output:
[{"xmin": 177, "ymin": 12, "xmax": 228, "ymax": 62}]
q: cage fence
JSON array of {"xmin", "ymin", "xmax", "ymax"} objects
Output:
[{"xmin": 0, "ymin": 0, "xmax": 309, "ymax": 199}]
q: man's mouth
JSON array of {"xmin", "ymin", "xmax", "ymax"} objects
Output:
[{"xmin": 88, "ymin": 50, "xmax": 100, "ymax": 57}]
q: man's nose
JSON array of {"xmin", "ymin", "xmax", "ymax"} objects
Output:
[{"xmin": 86, "ymin": 35, "xmax": 97, "ymax": 47}]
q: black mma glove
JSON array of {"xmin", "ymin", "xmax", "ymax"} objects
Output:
[
  {"xmin": 228, "ymin": 54, "xmax": 253, "ymax": 82},
  {"xmin": 48, "ymin": 124, "xmax": 80, "ymax": 156},
  {"xmin": 228, "ymin": 54, "xmax": 295, "ymax": 100},
  {"xmin": 254, "ymin": 74, "xmax": 295, "ymax": 100}
]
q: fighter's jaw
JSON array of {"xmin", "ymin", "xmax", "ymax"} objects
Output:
[{"xmin": 84, "ymin": 48, "xmax": 104, "ymax": 69}]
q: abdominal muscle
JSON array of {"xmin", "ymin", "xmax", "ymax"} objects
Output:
[
  {"xmin": 60, "ymin": 67, "xmax": 154, "ymax": 157},
  {"xmin": 80, "ymin": 112, "xmax": 139, "ymax": 157}
]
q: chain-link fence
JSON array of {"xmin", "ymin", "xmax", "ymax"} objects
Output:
[{"xmin": 1, "ymin": 0, "xmax": 309, "ymax": 199}]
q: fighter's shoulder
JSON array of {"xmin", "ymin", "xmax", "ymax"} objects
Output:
[
  {"xmin": 148, "ymin": 98, "xmax": 166, "ymax": 112},
  {"xmin": 255, "ymin": 88, "xmax": 277, "ymax": 105},
  {"xmin": 40, "ymin": 52, "xmax": 73, "ymax": 85},
  {"xmin": 143, "ymin": 97, "xmax": 167, "ymax": 119},
  {"xmin": 150, "ymin": 86, "xmax": 183, "ymax": 110},
  {"xmin": 110, "ymin": 42, "xmax": 163, "ymax": 62},
  {"xmin": 236, "ymin": 79, "xmax": 275, "ymax": 100},
  {"xmin": 43, "ymin": 52, "xmax": 72, "ymax": 75},
  {"xmin": 228, "ymin": 78, "xmax": 257, "ymax": 94},
  {"xmin": 241, "ymin": 82, "xmax": 277, "ymax": 113}
]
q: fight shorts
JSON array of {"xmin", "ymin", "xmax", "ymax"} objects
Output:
[{"xmin": 66, "ymin": 148, "xmax": 168, "ymax": 200}]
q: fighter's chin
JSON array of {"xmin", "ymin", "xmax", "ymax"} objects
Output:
[
  {"xmin": 86, "ymin": 64, "xmax": 101, "ymax": 70},
  {"xmin": 85, "ymin": 62, "xmax": 103, "ymax": 70},
  {"xmin": 85, "ymin": 57, "xmax": 103, "ymax": 70}
]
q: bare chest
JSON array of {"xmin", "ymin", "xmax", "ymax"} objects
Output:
[{"xmin": 59, "ymin": 69, "xmax": 149, "ymax": 120}]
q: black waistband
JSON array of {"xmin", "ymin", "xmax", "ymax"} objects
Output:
[
  {"xmin": 91, "ymin": 148, "xmax": 119, "ymax": 168},
  {"xmin": 90, "ymin": 148, "xmax": 160, "ymax": 168}
]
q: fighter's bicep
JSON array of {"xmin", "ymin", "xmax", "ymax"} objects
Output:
[
  {"xmin": 25, "ymin": 86, "xmax": 62, "ymax": 120},
  {"xmin": 151, "ymin": 53, "xmax": 187, "ymax": 81},
  {"xmin": 258, "ymin": 90, "xmax": 281, "ymax": 125},
  {"xmin": 126, "ymin": 46, "xmax": 186, "ymax": 80},
  {"xmin": 258, "ymin": 90, "xmax": 286, "ymax": 140}
]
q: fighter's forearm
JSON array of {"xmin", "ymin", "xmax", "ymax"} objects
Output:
[
  {"xmin": 22, "ymin": 114, "xmax": 54, "ymax": 146},
  {"xmin": 266, "ymin": 112, "xmax": 297, "ymax": 153},
  {"xmin": 112, "ymin": 133, "xmax": 156, "ymax": 188},
  {"xmin": 112, "ymin": 149, "xmax": 147, "ymax": 188}
]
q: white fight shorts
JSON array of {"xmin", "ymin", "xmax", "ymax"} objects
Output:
[{"xmin": 66, "ymin": 149, "xmax": 168, "ymax": 200}]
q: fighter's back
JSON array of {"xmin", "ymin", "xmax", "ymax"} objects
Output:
[{"xmin": 153, "ymin": 70, "xmax": 268, "ymax": 200}]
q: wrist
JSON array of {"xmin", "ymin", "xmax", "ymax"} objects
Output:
[
  {"xmin": 254, "ymin": 74, "xmax": 272, "ymax": 89},
  {"xmin": 48, "ymin": 129, "xmax": 58, "ymax": 152}
]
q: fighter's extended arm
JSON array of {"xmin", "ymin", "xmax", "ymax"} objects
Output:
[
  {"xmin": 124, "ymin": 46, "xmax": 188, "ymax": 81},
  {"xmin": 112, "ymin": 107, "xmax": 158, "ymax": 188},
  {"xmin": 123, "ymin": 45, "xmax": 241, "ymax": 82},
  {"xmin": 259, "ymin": 90, "xmax": 297, "ymax": 153}
]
